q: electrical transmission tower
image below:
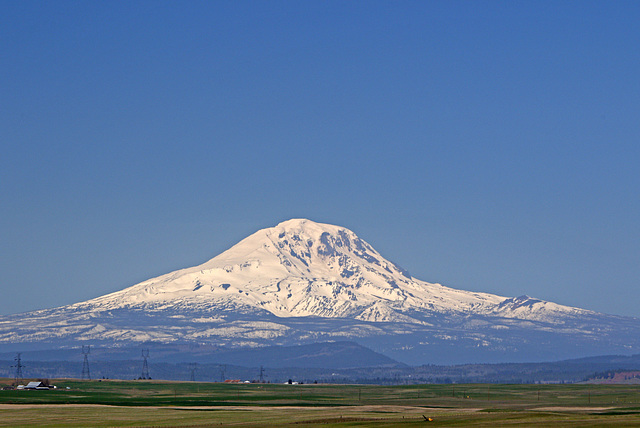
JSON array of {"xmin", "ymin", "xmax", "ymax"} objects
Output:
[
  {"xmin": 259, "ymin": 365, "xmax": 266, "ymax": 383},
  {"xmin": 81, "ymin": 345, "xmax": 91, "ymax": 380},
  {"xmin": 219, "ymin": 364, "xmax": 226, "ymax": 382},
  {"xmin": 188, "ymin": 363, "xmax": 197, "ymax": 382},
  {"xmin": 12, "ymin": 353, "xmax": 24, "ymax": 386},
  {"xmin": 140, "ymin": 349, "xmax": 150, "ymax": 379}
]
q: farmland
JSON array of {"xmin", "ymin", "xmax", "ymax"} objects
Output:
[{"xmin": 1, "ymin": 379, "xmax": 640, "ymax": 426}]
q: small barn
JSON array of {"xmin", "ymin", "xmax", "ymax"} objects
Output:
[{"xmin": 24, "ymin": 381, "xmax": 49, "ymax": 390}]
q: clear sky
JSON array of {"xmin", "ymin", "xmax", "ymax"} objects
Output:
[{"xmin": 1, "ymin": 1, "xmax": 639, "ymax": 317}]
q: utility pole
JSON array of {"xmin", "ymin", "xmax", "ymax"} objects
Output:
[
  {"xmin": 219, "ymin": 364, "xmax": 226, "ymax": 382},
  {"xmin": 189, "ymin": 363, "xmax": 197, "ymax": 382},
  {"xmin": 140, "ymin": 349, "xmax": 150, "ymax": 379},
  {"xmin": 81, "ymin": 345, "xmax": 91, "ymax": 380},
  {"xmin": 12, "ymin": 353, "xmax": 24, "ymax": 386}
]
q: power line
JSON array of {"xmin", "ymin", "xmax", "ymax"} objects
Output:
[
  {"xmin": 11, "ymin": 353, "xmax": 24, "ymax": 385},
  {"xmin": 81, "ymin": 345, "xmax": 91, "ymax": 380},
  {"xmin": 189, "ymin": 363, "xmax": 197, "ymax": 382},
  {"xmin": 219, "ymin": 364, "xmax": 226, "ymax": 382},
  {"xmin": 140, "ymin": 349, "xmax": 150, "ymax": 379}
]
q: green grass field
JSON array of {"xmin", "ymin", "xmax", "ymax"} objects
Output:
[{"xmin": 1, "ymin": 378, "xmax": 640, "ymax": 427}]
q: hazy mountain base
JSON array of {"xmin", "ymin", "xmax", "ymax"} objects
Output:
[{"xmin": 3, "ymin": 352, "xmax": 640, "ymax": 385}]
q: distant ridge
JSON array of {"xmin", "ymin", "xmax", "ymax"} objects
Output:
[
  {"xmin": 197, "ymin": 341, "xmax": 403, "ymax": 369},
  {"xmin": 2, "ymin": 348, "xmax": 640, "ymax": 384}
]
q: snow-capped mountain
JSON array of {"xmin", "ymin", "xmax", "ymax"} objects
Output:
[
  {"xmin": 74, "ymin": 219, "xmax": 517, "ymax": 319},
  {"xmin": 1, "ymin": 219, "xmax": 639, "ymax": 364}
]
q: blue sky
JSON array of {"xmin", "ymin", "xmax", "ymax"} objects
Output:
[{"xmin": 1, "ymin": 1, "xmax": 639, "ymax": 317}]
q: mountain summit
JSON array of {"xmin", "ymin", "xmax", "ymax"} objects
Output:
[{"xmin": 2, "ymin": 219, "xmax": 639, "ymax": 364}]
